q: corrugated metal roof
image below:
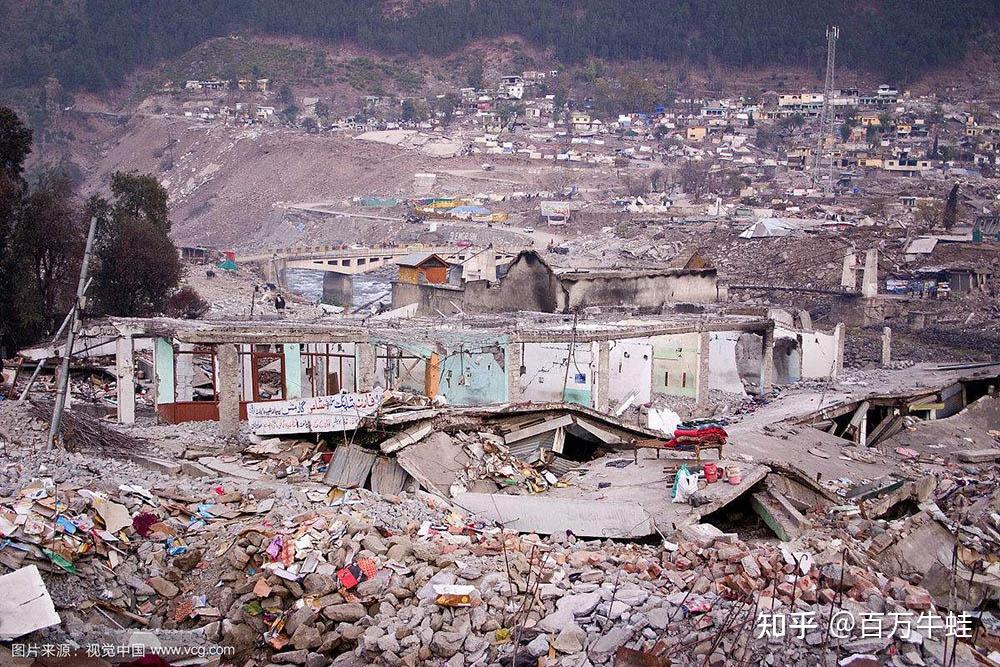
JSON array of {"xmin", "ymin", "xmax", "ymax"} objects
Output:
[
  {"xmin": 506, "ymin": 431, "xmax": 555, "ymax": 461},
  {"xmin": 323, "ymin": 443, "xmax": 377, "ymax": 488},
  {"xmin": 546, "ymin": 455, "xmax": 581, "ymax": 477},
  {"xmin": 370, "ymin": 458, "xmax": 410, "ymax": 495}
]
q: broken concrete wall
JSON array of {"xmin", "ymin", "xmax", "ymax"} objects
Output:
[
  {"xmin": 464, "ymin": 252, "xmax": 562, "ymax": 313},
  {"xmin": 436, "ymin": 341, "xmax": 508, "ymax": 406},
  {"xmin": 608, "ymin": 339, "xmax": 653, "ymax": 405},
  {"xmin": 459, "ymin": 247, "xmax": 498, "ymax": 282},
  {"xmin": 373, "ymin": 334, "xmax": 509, "ymax": 406},
  {"xmin": 301, "ymin": 342, "xmax": 358, "ymax": 396},
  {"xmin": 772, "ymin": 327, "xmax": 802, "ymax": 384},
  {"xmin": 372, "ymin": 342, "xmax": 427, "ymax": 394},
  {"xmin": 708, "ymin": 332, "xmax": 747, "ymax": 395},
  {"xmin": 557, "ymin": 269, "xmax": 719, "ymax": 312},
  {"xmin": 519, "ymin": 341, "xmax": 596, "ymax": 407},
  {"xmin": 389, "ymin": 281, "xmax": 465, "ymax": 317},
  {"xmin": 735, "ymin": 332, "xmax": 764, "ymax": 390},
  {"xmin": 798, "ymin": 328, "xmax": 839, "ymax": 379},
  {"xmin": 938, "ymin": 382, "xmax": 966, "ymax": 418},
  {"xmin": 650, "ymin": 332, "xmax": 700, "ymax": 399},
  {"xmin": 390, "ymin": 252, "xmax": 562, "ymax": 315}
]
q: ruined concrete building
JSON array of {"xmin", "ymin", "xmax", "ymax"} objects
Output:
[
  {"xmin": 55, "ymin": 308, "xmax": 843, "ymax": 435},
  {"xmin": 391, "ymin": 250, "xmax": 722, "ymax": 315}
]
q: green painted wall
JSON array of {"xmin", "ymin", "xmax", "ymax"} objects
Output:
[
  {"xmin": 650, "ymin": 332, "xmax": 699, "ymax": 398},
  {"xmin": 154, "ymin": 337, "xmax": 175, "ymax": 404},
  {"xmin": 283, "ymin": 343, "xmax": 303, "ymax": 399}
]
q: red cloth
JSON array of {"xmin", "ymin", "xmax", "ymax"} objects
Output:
[{"xmin": 674, "ymin": 427, "xmax": 728, "ymax": 439}]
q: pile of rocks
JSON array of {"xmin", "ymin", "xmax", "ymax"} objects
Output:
[{"xmin": 0, "ymin": 399, "xmax": 991, "ymax": 666}]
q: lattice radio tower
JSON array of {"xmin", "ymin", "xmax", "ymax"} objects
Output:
[{"xmin": 812, "ymin": 25, "xmax": 839, "ymax": 196}]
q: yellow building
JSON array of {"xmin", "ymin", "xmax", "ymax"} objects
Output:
[{"xmin": 686, "ymin": 126, "xmax": 707, "ymax": 141}]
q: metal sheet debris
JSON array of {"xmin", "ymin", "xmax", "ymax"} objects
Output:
[
  {"xmin": 323, "ymin": 443, "xmax": 378, "ymax": 488},
  {"xmin": 370, "ymin": 458, "xmax": 411, "ymax": 495}
]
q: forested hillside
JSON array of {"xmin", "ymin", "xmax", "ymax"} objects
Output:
[{"xmin": 2, "ymin": 0, "xmax": 997, "ymax": 93}]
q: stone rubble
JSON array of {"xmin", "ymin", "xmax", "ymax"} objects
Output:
[{"xmin": 0, "ymin": 397, "xmax": 997, "ymax": 666}]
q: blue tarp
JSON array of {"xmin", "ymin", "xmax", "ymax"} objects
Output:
[{"xmin": 450, "ymin": 205, "xmax": 491, "ymax": 215}]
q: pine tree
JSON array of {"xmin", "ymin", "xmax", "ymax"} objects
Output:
[{"xmin": 942, "ymin": 183, "xmax": 959, "ymax": 230}]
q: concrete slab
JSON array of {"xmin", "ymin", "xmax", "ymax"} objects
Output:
[
  {"xmin": 540, "ymin": 451, "xmax": 768, "ymax": 534},
  {"xmin": 453, "ymin": 492, "xmax": 655, "ymax": 538}
]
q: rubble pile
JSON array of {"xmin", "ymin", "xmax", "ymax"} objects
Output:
[
  {"xmin": 451, "ymin": 431, "xmax": 565, "ymax": 496},
  {"xmin": 0, "ymin": 458, "xmax": 978, "ymax": 666},
  {"xmin": 2, "ymin": 384, "xmax": 1000, "ymax": 665}
]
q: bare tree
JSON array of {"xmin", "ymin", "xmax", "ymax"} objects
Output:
[
  {"xmin": 649, "ymin": 168, "xmax": 667, "ymax": 192},
  {"xmin": 679, "ymin": 158, "xmax": 714, "ymax": 203},
  {"xmin": 623, "ymin": 174, "xmax": 651, "ymax": 196},
  {"xmin": 914, "ymin": 200, "xmax": 942, "ymax": 229}
]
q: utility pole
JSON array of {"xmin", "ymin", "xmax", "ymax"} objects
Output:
[
  {"xmin": 812, "ymin": 25, "xmax": 839, "ymax": 196},
  {"xmin": 18, "ymin": 277, "xmax": 92, "ymax": 402},
  {"xmin": 47, "ymin": 216, "xmax": 98, "ymax": 452}
]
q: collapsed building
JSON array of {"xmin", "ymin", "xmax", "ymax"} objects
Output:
[
  {"xmin": 7, "ymin": 297, "xmax": 1000, "ymax": 666},
  {"xmin": 6, "ymin": 242, "xmax": 1000, "ymax": 666},
  {"xmin": 35, "ymin": 309, "xmax": 844, "ymax": 434},
  {"xmin": 390, "ymin": 250, "xmax": 722, "ymax": 316}
]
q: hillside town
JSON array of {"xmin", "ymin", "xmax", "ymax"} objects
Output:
[{"xmin": 0, "ymin": 6, "xmax": 999, "ymax": 667}]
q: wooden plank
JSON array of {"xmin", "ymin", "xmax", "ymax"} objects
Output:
[
  {"xmin": 842, "ymin": 400, "xmax": 869, "ymax": 440},
  {"xmin": 504, "ymin": 414, "xmax": 574, "ymax": 443},
  {"xmin": 379, "ymin": 422, "xmax": 434, "ymax": 453},
  {"xmin": 866, "ymin": 413, "xmax": 899, "ymax": 446},
  {"xmin": 552, "ymin": 427, "xmax": 566, "ymax": 454},
  {"xmin": 572, "ymin": 416, "xmax": 623, "ymax": 444}
]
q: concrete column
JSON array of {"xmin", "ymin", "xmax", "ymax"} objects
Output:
[
  {"xmin": 57, "ymin": 365, "xmax": 72, "ymax": 412},
  {"xmin": 283, "ymin": 343, "xmax": 302, "ymax": 399},
  {"xmin": 424, "ymin": 352, "xmax": 441, "ymax": 399},
  {"xmin": 841, "ymin": 251, "xmax": 857, "ymax": 291},
  {"xmin": 595, "ymin": 341, "xmax": 610, "ymax": 412},
  {"xmin": 507, "ymin": 341, "xmax": 523, "ymax": 403},
  {"xmin": 241, "ymin": 344, "xmax": 254, "ymax": 402},
  {"xmin": 216, "ymin": 343, "xmax": 241, "ymax": 437},
  {"xmin": 153, "ymin": 337, "xmax": 175, "ymax": 410},
  {"xmin": 357, "ymin": 342, "xmax": 376, "ymax": 391},
  {"xmin": 695, "ymin": 331, "xmax": 711, "ymax": 407},
  {"xmin": 834, "ymin": 323, "xmax": 846, "ymax": 379},
  {"xmin": 760, "ymin": 326, "xmax": 775, "ymax": 392},
  {"xmin": 322, "ymin": 272, "xmax": 353, "ymax": 307},
  {"xmin": 175, "ymin": 342, "xmax": 195, "ymax": 402},
  {"xmin": 861, "ymin": 249, "xmax": 879, "ymax": 298},
  {"xmin": 267, "ymin": 256, "xmax": 287, "ymax": 286},
  {"xmin": 798, "ymin": 309, "xmax": 813, "ymax": 332},
  {"xmin": 115, "ymin": 337, "xmax": 136, "ymax": 424},
  {"xmin": 313, "ymin": 348, "xmax": 326, "ymax": 396},
  {"xmin": 881, "ymin": 327, "xmax": 892, "ymax": 367}
]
